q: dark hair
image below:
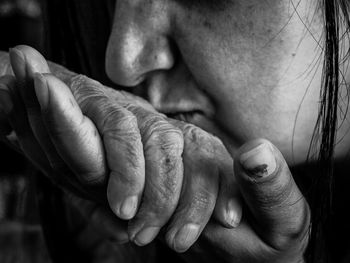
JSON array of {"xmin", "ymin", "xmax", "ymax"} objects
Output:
[
  {"xmin": 39, "ymin": 0, "xmax": 350, "ymax": 262},
  {"xmin": 306, "ymin": 0, "xmax": 350, "ymax": 262}
]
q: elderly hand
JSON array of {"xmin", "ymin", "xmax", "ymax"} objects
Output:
[
  {"xmin": 0, "ymin": 45, "xmax": 241, "ymax": 251},
  {"xmin": 182, "ymin": 139, "xmax": 310, "ymax": 263},
  {"xmin": 0, "ymin": 46, "xmax": 310, "ymax": 262}
]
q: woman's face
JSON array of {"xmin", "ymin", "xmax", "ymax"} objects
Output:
[{"xmin": 105, "ymin": 0, "xmax": 349, "ymax": 164}]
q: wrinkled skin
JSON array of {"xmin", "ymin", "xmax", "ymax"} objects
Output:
[
  {"xmin": 0, "ymin": 45, "xmax": 309, "ymax": 262},
  {"xmin": 0, "ymin": 47, "xmax": 241, "ymax": 252},
  {"xmin": 0, "ymin": 0, "xmax": 340, "ymax": 261},
  {"xmin": 106, "ymin": 0, "xmax": 350, "ymax": 161}
]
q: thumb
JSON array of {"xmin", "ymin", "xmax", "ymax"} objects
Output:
[
  {"xmin": 234, "ymin": 139, "xmax": 310, "ymax": 250},
  {"xmin": 9, "ymin": 45, "xmax": 50, "ymax": 112}
]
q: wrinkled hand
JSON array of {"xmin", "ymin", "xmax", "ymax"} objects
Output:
[
  {"xmin": 0, "ymin": 46, "xmax": 241, "ymax": 252},
  {"xmin": 184, "ymin": 140, "xmax": 310, "ymax": 263}
]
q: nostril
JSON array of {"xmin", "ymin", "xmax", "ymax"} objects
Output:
[
  {"xmin": 106, "ymin": 32, "xmax": 175, "ymax": 87},
  {"xmin": 105, "ymin": 56, "xmax": 146, "ymax": 87}
]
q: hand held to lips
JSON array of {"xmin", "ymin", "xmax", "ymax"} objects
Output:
[
  {"xmin": 0, "ymin": 46, "xmax": 310, "ymax": 261},
  {"xmin": 0, "ymin": 45, "xmax": 243, "ymax": 252}
]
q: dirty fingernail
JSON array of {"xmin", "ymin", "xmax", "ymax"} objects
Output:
[{"xmin": 239, "ymin": 142, "xmax": 276, "ymax": 178}]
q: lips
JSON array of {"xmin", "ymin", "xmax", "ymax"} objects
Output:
[{"xmin": 167, "ymin": 110, "xmax": 203, "ymax": 123}]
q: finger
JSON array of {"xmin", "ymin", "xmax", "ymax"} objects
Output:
[
  {"xmin": 9, "ymin": 46, "xmax": 66, "ymax": 170},
  {"xmin": 1, "ymin": 75, "xmax": 101, "ymax": 199},
  {"xmin": 33, "ymin": 73, "xmax": 107, "ymax": 187},
  {"xmin": 164, "ymin": 124, "xmax": 219, "ymax": 253},
  {"xmin": 235, "ymin": 138, "xmax": 310, "ymax": 250},
  {"xmin": 9, "ymin": 46, "xmax": 50, "ymax": 108},
  {"xmin": 206, "ymin": 134, "xmax": 242, "ymax": 229},
  {"xmin": 72, "ymin": 79, "xmax": 146, "ymax": 220},
  {"xmin": 168, "ymin": 118, "xmax": 242, "ymax": 230},
  {"xmin": 0, "ymin": 75, "xmax": 52, "ymax": 173},
  {"xmin": 124, "ymin": 105, "xmax": 184, "ymax": 247},
  {"xmin": 70, "ymin": 74, "xmax": 157, "ymax": 113},
  {"xmin": 72, "ymin": 75, "xmax": 185, "ymax": 236},
  {"xmin": 8, "ymin": 46, "xmax": 100, "ymax": 199},
  {"xmin": 213, "ymin": 178, "xmax": 242, "ymax": 229}
]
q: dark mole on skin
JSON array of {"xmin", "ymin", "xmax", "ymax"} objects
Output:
[{"xmin": 247, "ymin": 164, "xmax": 268, "ymax": 178}]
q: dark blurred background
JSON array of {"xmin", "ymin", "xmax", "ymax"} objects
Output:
[{"xmin": 0, "ymin": 0, "xmax": 51, "ymax": 262}]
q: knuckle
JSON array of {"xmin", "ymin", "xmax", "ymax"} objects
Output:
[
  {"xmin": 192, "ymin": 195, "xmax": 212, "ymax": 213},
  {"xmin": 182, "ymin": 124, "xmax": 216, "ymax": 155},
  {"xmin": 144, "ymin": 124, "xmax": 184, "ymax": 199},
  {"xmin": 141, "ymin": 117, "xmax": 184, "ymax": 176},
  {"xmin": 144, "ymin": 180, "xmax": 178, "ymax": 214},
  {"xmin": 192, "ymin": 185, "xmax": 216, "ymax": 211},
  {"xmin": 102, "ymin": 108, "xmax": 144, "ymax": 152},
  {"xmin": 144, "ymin": 117, "xmax": 184, "ymax": 155},
  {"xmin": 103, "ymin": 108, "xmax": 138, "ymax": 134},
  {"xmin": 70, "ymin": 74, "xmax": 106, "ymax": 111},
  {"xmin": 174, "ymin": 189, "xmax": 215, "ymax": 223},
  {"xmin": 182, "ymin": 123, "xmax": 206, "ymax": 143}
]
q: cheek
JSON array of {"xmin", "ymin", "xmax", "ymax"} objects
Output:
[
  {"xmin": 172, "ymin": 1, "xmax": 287, "ymax": 103},
  {"xmin": 172, "ymin": 0, "xmax": 323, "ymax": 162}
]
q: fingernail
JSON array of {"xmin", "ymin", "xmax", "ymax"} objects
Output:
[
  {"xmin": 119, "ymin": 195, "xmax": 138, "ymax": 219},
  {"xmin": 34, "ymin": 73, "xmax": 49, "ymax": 110},
  {"xmin": 0, "ymin": 85, "xmax": 13, "ymax": 114},
  {"xmin": 9, "ymin": 48, "xmax": 26, "ymax": 75},
  {"xmin": 239, "ymin": 142, "xmax": 277, "ymax": 178},
  {"xmin": 134, "ymin": 226, "xmax": 160, "ymax": 246},
  {"xmin": 226, "ymin": 199, "xmax": 242, "ymax": 228},
  {"xmin": 174, "ymin": 224, "xmax": 200, "ymax": 252}
]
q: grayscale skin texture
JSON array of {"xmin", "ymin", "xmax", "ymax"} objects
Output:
[{"xmin": 1, "ymin": 0, "xmax": 346, "ymax": 261}]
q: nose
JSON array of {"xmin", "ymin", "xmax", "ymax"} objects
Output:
[{"xmin": 105, "ymin": 1, "xmax": 174, "ymax": 87}]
